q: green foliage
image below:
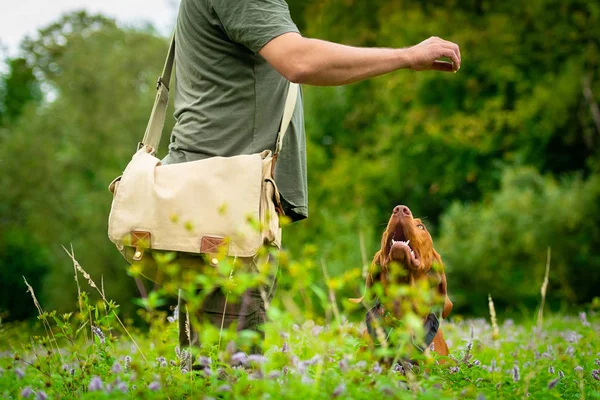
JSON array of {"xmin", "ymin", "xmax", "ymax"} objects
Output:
[
  {"xmin": 0, "ymin": 250, "xmax": 599, "ymax": 399},
  {"xmin": 283, "ymin": 0, "xmax": 600, "ymax": 312},
  {"xmin": 0, "ymin": 57, "xmax": 41, "ymax": 126},
  {"xmin": 0, "ymin": 229, "xmax": 50, "ymax": 321},
  {"xmin": 439, "ymin": 168, "xmax": 600, "ymax": 315},
  {"xmin": 1, "ymin": 0, "xmax": 600, "ymax": 318},
  {"xmin": 0, "ymin": 12, "xmax": 173, "ymax": 314}
]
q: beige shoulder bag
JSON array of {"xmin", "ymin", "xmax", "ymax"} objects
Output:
[{"xmin": 107, "ymin": 35, "xmax": 298, "ymax": 280}]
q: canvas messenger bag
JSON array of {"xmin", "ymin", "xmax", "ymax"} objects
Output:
[{"xmin": 107, "ymin": 36, "xmax": 298, "ymax": 281}]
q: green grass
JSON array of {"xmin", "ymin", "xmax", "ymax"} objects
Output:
[{"xmin": 1, "ymin": 249, "xmax": 599, "ymax": 399}]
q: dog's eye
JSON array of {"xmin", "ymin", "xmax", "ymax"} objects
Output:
[{"xmin": 417, "ymin": 224, "xmax": 425, "ymax": 230}]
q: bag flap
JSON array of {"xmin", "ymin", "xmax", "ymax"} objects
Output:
[{"xmin": 108, "ymin": 149, "xmax": 265, "ymax": 257}]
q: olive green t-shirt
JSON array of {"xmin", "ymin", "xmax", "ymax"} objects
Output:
[{"xmin": 163, "ymin": 0, "xmax": 307, "ymax": 221}]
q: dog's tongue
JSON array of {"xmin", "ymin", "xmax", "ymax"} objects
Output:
[{"xmin": 390, "ymin": 240, "xmax": 420, "ymax": 268}]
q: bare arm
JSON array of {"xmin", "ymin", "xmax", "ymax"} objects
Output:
[{"xmin": 259, "ymin": 33, "xmax": 461, "ymax": 86}]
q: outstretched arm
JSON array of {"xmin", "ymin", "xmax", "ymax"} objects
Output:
[{"xmin": 259, "ymin": 33, "xmax": 461, "ymax": 86}]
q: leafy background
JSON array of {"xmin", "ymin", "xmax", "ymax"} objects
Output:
[{"xmin": 1, "ymin": 0, "xmax": 599, "ymax": 322}]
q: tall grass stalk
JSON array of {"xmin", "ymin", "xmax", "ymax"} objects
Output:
[
  {"xmin": 62, "ymin": 245, "xmax": 148, "ymax": 362},
  {"xmin": 321, "ymin": 259, "xmax": 341, "ymax": 324},
  {"xmin": 488, "ymin": 294, "xmax": 500, "ymax": 341},
  {"xmin": 22, "ymin": 277, "xmax": 64, "ymax": 365},
  {"xmin": 536, "ymin": 247, "xmax": 551, "ymax": 337}
]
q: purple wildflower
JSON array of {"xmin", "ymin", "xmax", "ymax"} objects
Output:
[
  {"xmin": 491, "ymin": 359, "xmax": 497, "ymax": 373},
  {"xmin": 394, "ymin": 363, "xmax": 405, "ymax": 374},
  {"xmin": 549, "ymin": 366, "xmax": 555, "ymax": 374},
  {"xmin": 339, "ymin": 357, "xmax": 349, "ymax": 373},
  {"xmin": 20, "ymin": 387, "xmax": 33, "ymax": 398},
  {"xmin": 574, "ymin": 366, "xmax": 583, "ymax": 373},
  {"xmin": 591, "ymin": 370, "xmax": 600, "ymax": 381},
  {"xmin": 513, "ymin": 364, "xmax": 520, "ymax": 383},
  {"xmin": 124, "ymin": 355, "xmax": 131, "ymax": 370},
  {"xmin": 217, "ymin": 384, "xmax": 232, "ymax": 392},
  {"xmin": 473, "ymin": 360, "xmax": 481, "ymax": 367},
  {"xmin": 297, "ymin": 361, "xmax": 307, "ymax": 375},
  {"xmin": 268, "ymin": 370, "xmax": 282, "ymax": 379},
  {"xmin": 34, "ymin": 391, "xmax": 47, "ymax": 400},
  {"xmin": 595, "ymin": 359, "xmax": 600, "ymax": 367},
  {"xmin": 15, "ymin": 368, "xmax": 25, "ymax": 379},
  {"xmin": 89, "ymin": 376, "xmax": 103, "ymax": 391},
  {"xmin": 116, "ymin": 382, "xmax": 128, "ymax": 393},
  {"xmin": 282, "ymin": 342, "xmax": 289, "ymax": 353},
  {"xmin": 280, "ymin": 331, "xmax": 290, "ymax": 340},
  {"xmin": 579, "ymin": 312, "xmax": 591, "ymax": 327},
  {"xmin": 197, "ymin": 356, "xmax": 212, "ymax": 369},
  {"xmin": 333, "ymin": 383, "xmax": 346, "ymax": 397},
  {"xmin": 449, "ymin": 366, "xmax": 460, "ymax": 374},
  {"xmin": 91, "ymin": 325, "xmax": 105, "ymax": 344},
  {"xmin": 231, "ymin": 352, "xmax": 247, "ymax": 366},
  {"xmin": 62, "ymin": 364, "xmax": 69, "ymax": 371},
  {"xmin": 373, "ymin": 362, "xmax": 382, "ymax": 374},
  {"xmin": 112, "ymin": 362, "xmax": 122, "ymax": 374},
  {"xmin": 559, "ymin": 370, "xmax": 564, "ymax": 378},
  {"xmin": 148, "ymin": 381, "xmax": 160, "ymax": 391},
  {"xmin": 248, "ymin": 354, "xmax": 267, "ymax": 365},
  {"xmin": 355, "ymin": 360, "xmax": 367, "ymax": 370},
  {"xmin": 548, "ymin": 378, "xmax": 560, "ymax": 389}
]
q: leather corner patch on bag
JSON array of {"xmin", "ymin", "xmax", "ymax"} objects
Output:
[
  {"xmin": 131, "ymin": 231, "xmax": 152, "ymax": 247},
  {"xmin": 200, "ymin": 236, "xmax": 226, "ymax": 254}
]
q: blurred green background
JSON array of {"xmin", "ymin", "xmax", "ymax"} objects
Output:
[{"xmin": 1, "ymin": 0, "xmax": 599, "ymax": 322}]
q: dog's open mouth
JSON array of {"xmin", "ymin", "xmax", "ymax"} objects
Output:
[{"xmin": 389, "ymin": 227, "xmax": 421, "ymax": 268}]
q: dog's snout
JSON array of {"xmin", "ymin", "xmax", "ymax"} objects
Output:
[{"xmin": 393, "ymin": 205, "xmax": 412, "ymax": 217}]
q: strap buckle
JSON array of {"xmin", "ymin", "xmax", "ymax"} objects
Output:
[{"xmin": 137, "ymin": 142, "xmax": 156, "ymax": 155}]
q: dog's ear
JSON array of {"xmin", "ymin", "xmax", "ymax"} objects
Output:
[{"xmin": 433, "ymin": 250, "xmax": 453, "ymax": 319}]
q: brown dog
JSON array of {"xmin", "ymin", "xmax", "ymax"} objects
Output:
[{"xmin": 351, "ymin": 205, "xmax": 452, "ymax": 357}]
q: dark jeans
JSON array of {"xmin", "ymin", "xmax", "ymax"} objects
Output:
[{"xmin": 177, "ymin": 252, "xmax": 278, "ymax": 349}]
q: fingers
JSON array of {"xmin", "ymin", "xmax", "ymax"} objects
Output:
[
  {"xmin": 429, "ymin": 36, "xmax": 461, "ymax": 71},
  {"xmin": 436, "ymin": 46, "xmax": 460, "ymax": 71},
  {"xmin": 431, "ymin": 60, "xmax": 454, "ymax": 72}
]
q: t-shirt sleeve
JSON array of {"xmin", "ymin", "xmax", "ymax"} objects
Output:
[{"xmin": 211, "ymin": 0, "xmax": 300, "ymax": 53}]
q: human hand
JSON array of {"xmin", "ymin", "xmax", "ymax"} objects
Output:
[{"xmin": 407, "ymin": 36, "xmax": 461, "ymax": 72}]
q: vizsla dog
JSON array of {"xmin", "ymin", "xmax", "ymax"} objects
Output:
[{"xmin": 351, "ymin": 205, "xmax": 453, "ymax": 358}]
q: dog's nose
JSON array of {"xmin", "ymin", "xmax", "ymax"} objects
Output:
[{"xmin": 393, "ymin": 205, "xmax": 412, "ymax": 217}]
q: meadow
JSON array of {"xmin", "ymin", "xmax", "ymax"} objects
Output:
[
  {"xmin": 2, "ymin": 1, "xmax": 600, "ymax": 398},
  {"xmin": 1, "ymin": 248, "xmax": 599, "ymax": 399}
]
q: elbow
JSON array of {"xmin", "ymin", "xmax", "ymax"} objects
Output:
[{"xmin": 282, "ymin": 61, "xmax": 314, "ymax": 84}]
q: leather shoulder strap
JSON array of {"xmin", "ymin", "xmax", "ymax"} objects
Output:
[
  {"xmin": 140, "ymin": 34, "xmax": 298, "ymax": 154},
  {"xmin": 274, "ymin": 82, "xmax": 299, "ymax": 156},
  {"xmin": 141, "ymin": 34, "xmax": 175, "ymax": 150}
]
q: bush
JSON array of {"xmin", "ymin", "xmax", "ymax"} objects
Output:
[
  {"xmin": 438, "ymin": 168, "xmax": 600, "ymax": 315},
  {"xmin": 0, "ymin": 228, "xmax": 51, "ymax": 321}
]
